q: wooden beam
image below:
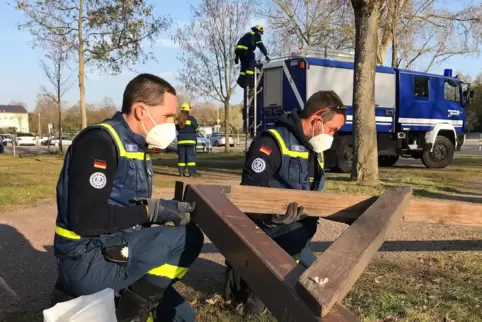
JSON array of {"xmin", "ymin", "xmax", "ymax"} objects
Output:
[
  {"xmin": 222, "ymin": 185, "xmax": 482, "ymax": 227},
  {"xmin": 296, "ymin": 186, "xmax": 412, "ymax": 317},
  {"xmin": 183, "ymin": 184, "xmax": 359, "ymax": 321}
]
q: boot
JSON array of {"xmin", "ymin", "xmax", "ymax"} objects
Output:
[{"xmin": 115, "ymin": 288, "xmax": 153, "ymax": 322}]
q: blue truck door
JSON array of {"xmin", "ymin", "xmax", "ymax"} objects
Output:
[
  {"xmin": 441, "ymin": 79, "xmax": 465, "ymax": 134},
  {"xmin": 398, "ymin": 72, "xmax": 432, "ymax": 131}
]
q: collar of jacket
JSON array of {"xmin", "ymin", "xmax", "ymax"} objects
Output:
[{"xmin": 112, "ymin": 111, "xmax": 148, "ymax": 149}]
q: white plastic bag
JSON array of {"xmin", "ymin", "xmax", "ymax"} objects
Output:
[{"xmin": 43, "ymin": 288, "xmax": 117, "ymax": 322}]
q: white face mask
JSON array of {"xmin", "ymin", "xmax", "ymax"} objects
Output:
[
  {"xmin": 308, "ymin": 119, "xmax": 334, "ymax": 153},
  {"xmin": 140, "ymin": 108, "xmax": 176, "ymax": 149}
]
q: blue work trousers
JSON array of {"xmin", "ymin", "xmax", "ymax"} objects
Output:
[
  {"xmin": 57, "ymin": 224, "xmax": 204, "ymax": 322},
  {"xmin": 177, "ymin": 144, "xmax": 196, "ymax": 175}
]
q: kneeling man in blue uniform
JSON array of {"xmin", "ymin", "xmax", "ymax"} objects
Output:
[
  {"xmin": 224, "ymin": 90, "xmax": 347, "ymax": 314},
  {"xmin": 52, "ymin": 73, "xmax": 204, "ymax": 322}
]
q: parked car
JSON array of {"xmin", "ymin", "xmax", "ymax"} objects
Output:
[
  {"xmin": 49, "ymin": 136, "xmax": 73, "ymax": 147},
  {"xmin": 209, "ymin": 132, "xmax": 235, "ymax": 147},
  {"xmin": 153, "ymin": 132, "xmax": 212, "ymax": 153},
  {"xmin": 0, "ymin": 136, "xmax": 3, "ymax": 153},
  {"xmin": 15, "ymin": 133, "xmax": 36, "ymax": 146},
  {"xmin": 1, "ymin": 135, "xmax": 13, "ymax": 146}
]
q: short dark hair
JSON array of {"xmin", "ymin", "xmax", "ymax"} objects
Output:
[
  {"xmin": 121, "ymin": 73, "xmax": 177, "ymax": 113},
  {"xmin": 298, "ymin": 90, "xmax": 346, "ymax": 122}
]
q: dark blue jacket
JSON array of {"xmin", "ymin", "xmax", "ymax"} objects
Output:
[
  {"xmin": 265, "ymin": 126, "xmax": 325, "ymax": 192},
  {"xmin": 54, "ymin": 112, "xmax": 153, "ymax": 258},
  {"xmin": 175, "ymin": 114, "xmax": 199, "ymax": 145},
  {"xmin": 235, "ymin": 31, "xmax": 268, "ymax": 56}
]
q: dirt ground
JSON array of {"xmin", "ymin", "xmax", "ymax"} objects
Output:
[{"xmin": 1, "ymin": 183, "xmax": 481, "ymax": 321}]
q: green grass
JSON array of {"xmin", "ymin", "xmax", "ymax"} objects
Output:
[
  {"xmin": 344, "ymin": 253, "xmax": 482, "ymax": 322},
  {"xmin": 1, "ymin": 153, "xmax": 481, "ymax": 212}
]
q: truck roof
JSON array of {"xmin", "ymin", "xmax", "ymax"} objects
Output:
[{"xmin": 264, "ymin": 56, "xmax": 460, "ymax": 80}]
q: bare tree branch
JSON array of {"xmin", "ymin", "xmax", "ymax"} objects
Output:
[{"xmin": 173, "ymin": 0, "xmax": 251, "ymax": 152}]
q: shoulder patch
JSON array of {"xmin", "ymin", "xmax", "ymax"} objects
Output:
[
  {"xmin": 94, "ymin": 159, "xmax": 107, "ymax": 169},
  {"xmin": 259, "ymin": 145, "xmax": 272, "ymax": 156},
  {"xmin": 251, "ymin": 158, "xmax": 266, "ymax": 173},
  {"xmin": 125, "ymin": 143, "xmax": 138, "ymax": 152},
  {"xmin": 89, "ymin": 172, "xmax": 107, "ymax": 189},
  {"xmin": 291, "ymin": 144, "xmax": 306, "ymax": 152}
]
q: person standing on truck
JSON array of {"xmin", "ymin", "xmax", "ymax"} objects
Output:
[
  {"xmin": 51, "ymin": 73, "xmax": 204, "ymax": 322},
  {"xmin": 175, "ymin": 103, "xmax": 200, "ymax": 177},
  {"xmin": 235, "ymin": 24, "xmax": 270, "ymax": 89},
  {"xmin": 223, "ymin": 90, "xmax": 347, "ymax": 314}
]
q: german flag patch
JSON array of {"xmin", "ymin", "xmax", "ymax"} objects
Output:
[
  {"xmin": 94, "ymin": 159, "xmax": 107, "ymax": 169},
  {"xmin": 259, "ymin": 145, "xmax": 272, "ymax": 156}
]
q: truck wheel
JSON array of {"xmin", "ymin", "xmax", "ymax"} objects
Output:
[
  {"xmin": 421, "ymin": 136, "xmax": 454, "ymax": 169},
  {"xmin": 378, "ymin": 155, "xmax": 399, "ymax": 167},
  {"xmin": 335, "ymin": 139, "xmax": 353, "ymax": 173}
]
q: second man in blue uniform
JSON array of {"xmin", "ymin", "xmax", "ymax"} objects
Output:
[{"xmin": 175, "ymin": 103, "xmax": 200, "ymax": 177}]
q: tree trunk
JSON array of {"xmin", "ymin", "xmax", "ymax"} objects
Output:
[
  {"xmin": 224, "ymin": 100, "xmax": 230, "ymax": 153},
  {"xmin": 390, "ymin": 0, "xmax": 397, "ymax": 68},
  {"xmin": 58, "ymin": 99, "xmax": 63, "ymax": 153},
  {"xmin": 351, "ymin": 0, "xmax": 382, "ymax": 182},
  {"xmin": 78, "ymin": 0, "xmax": 87, "ymax": 130}
]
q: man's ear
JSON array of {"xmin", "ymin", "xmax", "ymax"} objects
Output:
[{"xmin": 132, "ymin": 103, "xmax": 144, "ymax": 120}]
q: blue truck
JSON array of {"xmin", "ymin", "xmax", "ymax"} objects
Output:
[{"xmin": 243, "ymin": 48, "xmax": 473, "ymax": 173}]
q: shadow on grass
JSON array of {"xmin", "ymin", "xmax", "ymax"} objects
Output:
[{"xmin": 414, "ymin": 188, "xmax": 482, "ymax": 203}]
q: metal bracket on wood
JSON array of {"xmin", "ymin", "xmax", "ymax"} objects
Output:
[{"xmin": 174, "ymin": 181, "xmax": 413, "ymax": 321}]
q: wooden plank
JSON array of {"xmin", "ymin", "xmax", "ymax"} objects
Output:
[
  {"xmin": 296, "ymin": 186, "xmax": 412, "ymax": 317},
  {"xmin": 184, "ymin": 184, "xmax": 359, "ymax": 321},
  {"xmin": 224, "ymin": 185, "xmax": 482, "ymax": 227},
  {"xmin": 184, "ymin": 184, "xmax": 323, "ymax": 321}
]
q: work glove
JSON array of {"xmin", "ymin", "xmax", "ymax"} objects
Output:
[
  {"xmin": 272, "ymin": 202, "xmax": 306, "ymax": 225},
  {"xmin": 265, "ymin": 56, "xmax": 270, "ymax": 63},
  {"xmin": 135, "ymin": 198, "xmax": 195, "ymax": 226},
  {"xmin": 235, "ymin": 55, "xmax": 239, "ymax": 64}
]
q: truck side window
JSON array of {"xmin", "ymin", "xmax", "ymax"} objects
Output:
[
  {"xmin": 444, "ymin": 80, "xmax": 460, "ymax": 103},
  {"xmin": 414, "ymin": 78, "xmax": 429, "ymax": 98}
]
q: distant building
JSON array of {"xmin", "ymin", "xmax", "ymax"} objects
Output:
[{"xmin": 0, "ymin": 105, "xmax": 30, "ymax": 133}]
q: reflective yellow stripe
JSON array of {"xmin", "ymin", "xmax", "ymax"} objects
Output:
[
  {"xmin": 187, "ymin": 162, "xmax": 196, "ymax": 166},
  {"xmin": 55, "ymin": 226, "xmax": 81, "ymax": 240},
  {"xmin": 236, "ymin": 45, "xmax": 248, "ymax": 50},
  {"xmin": 246, "ymin": 70, "xmax": 254, "ymax": 75},
  {"xmin": 250, "ymin": 31, "xmax": 255, "ymax": 35},
  {"xmin": 148, "ymin": 264, "xmax": 188, "ymax": 279},
  {"xmin": 178, "ymin": 140, "xmax": 196, "ymax": 144},
  {"xmin": 309, "ymin": 177, "xmax": 314, "ymax": 183},
  {"xmin": 318, "ymin": 152, "xmax": 325, "ymax": 169},
  {"xmin": 178, "ymin": 162, "xmax": 186, "ymax": 166},
  {"xmin": 296, "ymin": 259, "xmax": 300, "ymax": 264},
  {"xmin": 147, "ymin": 313, "xmax": 154, "ymax": 322},
  {"xmin": 256, "ymin": 41, "xmax": 263, "ymax": 44},
  {"xmin": 185, "ymin": 120, "xmax": 192, "ymax": 125},
  {"xmin": 240, "ymin": 72, "xmax": 246, "ymax": 75},
  {"xmin": 196, "ymin": 126, "xmax": 200, "ymax": 131},
  {"xmin": 268, "ymin": 129, "xmax": 309, "ymax": 159},
  {"xmin": 98, "ymin": 123, "xmax": 151, "ymax": 161}
]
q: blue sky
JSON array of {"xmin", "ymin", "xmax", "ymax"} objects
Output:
[{"xmin": 0, "ymin": 0, "xmax": 480, "ymax": 112}]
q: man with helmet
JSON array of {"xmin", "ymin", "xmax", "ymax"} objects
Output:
[
  {"xmin": 235, "ymin": 24, "xmax": 270, "ymax": 89},
  {"xmin": 175, "ymin": 103, "xmax": 200, "ymax": 177}
]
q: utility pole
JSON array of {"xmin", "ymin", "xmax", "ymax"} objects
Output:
[{"xmin": 38, "ymin": 113, "xmax": 41, "ymax": 145}]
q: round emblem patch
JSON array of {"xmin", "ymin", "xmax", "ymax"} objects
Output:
[
  {"xmin": 89, "ymin": 172, "xmax": 107, "ymax": 189},
  {"xmin": 251, "ymin": 158, "xmax": 266, "ymax": 173}
]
